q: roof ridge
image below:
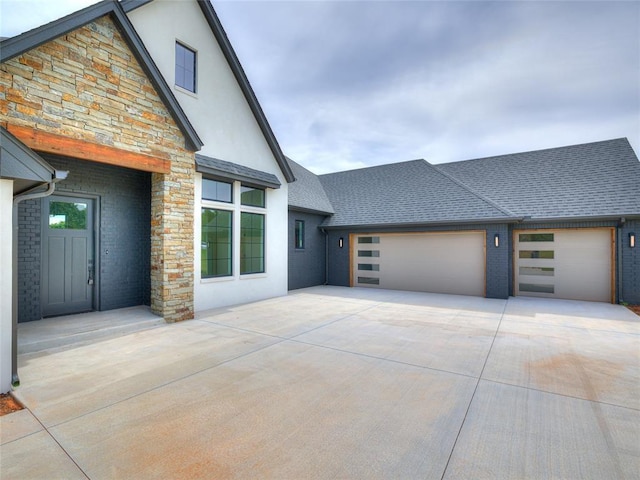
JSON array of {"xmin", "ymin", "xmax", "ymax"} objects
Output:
[
  {"xmin": 318, "ymin": 159, "xmax": 427, "ymax": 178},
  {"xmin": 430, "ymin": 162, "xmax": 519, "ymax": 218},
  {"xmin": 441, "ymin": 137, "xmax": 630, "ymax": 167}
]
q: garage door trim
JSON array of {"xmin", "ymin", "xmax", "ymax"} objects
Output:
[{"xmin": 512, "ymin": 227, "xmax": 615, "ymax": 303}]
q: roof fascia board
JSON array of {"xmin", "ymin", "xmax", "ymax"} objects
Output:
[
  {"xmin": 520, "ymin": 215, "xmax": 640, "ymax": 223},
  {"xmin": 0, "ymin": 126, "xmax": 56, "ymax": 182},
  {"xmin": 1, "ymin": 0, "xmax": 203, "ymax": 152},
  {"xmin": 197, "ymin": 0, "xmax": 295, "ymax": 183},
  {"xmin": 0, "ymin": 0, "xmax": 116, "ymax": 62},
  {"xmin": 288, "ymin": 205, "xmax": 334, "ymax": 216},
  {"xmin": 120, "ymin": 0, "xmax": 155, "ymax": 13},
  {"xmin": 321, "ymin": 216, "xmax": 525, "ymax": 230}
]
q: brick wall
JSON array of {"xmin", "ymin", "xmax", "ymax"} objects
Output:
[
  {"xmin": 17, "ymin": 156, "xmax": 152, "ymax": 321},
  {"xmin": 17, "ymin": 199, "xmax": 41, "ymax": 321},
  {"xmin": 288, "ymin": 211, "xmax": 328, "ymax": 290},
  {"xmin": 2, "ymin": 15, "xmax": 195, "ymax": 321},
  {"xmin": 621, "ymin": 220, "xmax": 640, "ymax": 304}
]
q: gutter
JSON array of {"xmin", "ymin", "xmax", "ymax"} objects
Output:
[
  {"xmin": 11, "ymin": 170, "xmax": 67, "ymax": 386},
  {"xmin": 518, "ymin": 214, "xmax": 640, "ymax": 223},
  {"xmin": 320, "ymin": 216, "xmax": 524, "ymax": 231}
]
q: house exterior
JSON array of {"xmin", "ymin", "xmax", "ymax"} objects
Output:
[
  {"xmin": 0, "ymin": 0, "xmax": 294, "ymax": 392},
  {"xmin": 125, "ymin": 0, "xmax": 294, "ymax": 311},
  {"xmin": 288, "ymin": 138, "xmax": 640, "ymax": 305}
]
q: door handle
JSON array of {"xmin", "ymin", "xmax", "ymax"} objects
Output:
[{"xmin": 88, "ymin": 259, "xmax": 94, "ymax": 285}]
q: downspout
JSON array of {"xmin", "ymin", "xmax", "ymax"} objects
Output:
[
  {"xmin": 320, "ymin": 227, "xmax": 329, "ymax": 285},
  {"xmin": 11, "ymin": 171, "xmax": 67, "ymax": 386}
]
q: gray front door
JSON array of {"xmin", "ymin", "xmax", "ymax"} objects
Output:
[{"xmin": 42, "ymin": 195, "xmax": 95, "ymax": 317}]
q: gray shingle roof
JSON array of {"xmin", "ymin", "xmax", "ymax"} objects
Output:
[
  {"xmin": 318, "ymin": 160, "xmax": 514, "ymax": 228},
  {"xmin": 196, "ymin": 154, "xmax": 281, "ymax": 189},
  {"xmin": 438, "ymin": 138, "xmax": 640, "ymax": 219},
  {"xmin": 287, "ymin": 159, "xmax": 334, "ymax": 214}
]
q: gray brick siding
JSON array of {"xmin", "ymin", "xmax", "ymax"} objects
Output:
[
  {"xmin": 288, "ymin": 211, "xmax": 328, "ymax": 290},
  {"xmin": 621, "ymin": 220, "xmax": 640, "ymax": 304},
  {"xmin": 17, "ymin": 155, "xmax": 151, "ymax": 321}
]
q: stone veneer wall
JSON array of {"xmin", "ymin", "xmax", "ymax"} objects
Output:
[{"xmin": 0, "ymin": 15, "xmax": 195, "ymax": 321}]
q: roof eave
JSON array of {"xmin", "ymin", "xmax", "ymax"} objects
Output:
[
  {"xmin": 321, "ymin": 216, "xmax": 524, "ymax": 230},
  {"xmin": 288, "ymin": 205, "xmax": 335, "ymax": 216},
  {"xmin": 197, "ymin": 0, "xmax": 295, "ymax": 183},
  {"xmin": 520, "ymin": 214, "xmax": 640, "ymax": 223}
]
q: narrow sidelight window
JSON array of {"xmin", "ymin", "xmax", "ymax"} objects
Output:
[
  {"xmin": 294, "ymin": 220, "xmax": 305, "ymax": 249},
  {"xmin": 175, "ymin": 42, "xmax": 196, "ymax": 92}
]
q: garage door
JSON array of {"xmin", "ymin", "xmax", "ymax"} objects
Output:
[
  {"xmin": 352, "ymin": 232, "xmax": 485, "ymax": 296},
  {"xmin": 514, "ymin": 229, "xmax": 613, "ymax": 302}
]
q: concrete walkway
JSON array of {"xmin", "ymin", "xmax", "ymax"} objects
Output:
[{"xmin": 1, "ymin": 286, "xmax": 639, "ymax": 479}]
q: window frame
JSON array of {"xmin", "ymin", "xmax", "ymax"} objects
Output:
[
  {"xmin": 202, "ymin": 178, "xmax": 233, "ymax": 203},
  {"xmin": 201, "ymin": 207, "xmax": 233, "ymax": 278},
  {"xmin": 294, "ymin": 220, "xmax": 305, "ymax": 250},
  {"xmin": 175, "ymin": 41, "xmax": 197, "ymax": 93},
  {"xmin": 240, "ymin": 211, "xmax": 265, "ymax": 275},
  {"xmin": 240, "ymin": 185, "xmax": 266, "ymax": 208}
]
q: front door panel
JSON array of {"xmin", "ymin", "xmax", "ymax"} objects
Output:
[{"xmin": 42, "ymin": 195, "xmax": 95, "ymax": 317}]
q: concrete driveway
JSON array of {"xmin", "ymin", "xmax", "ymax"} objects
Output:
[{"xmin": 2, "ymin": 286, "xmax": 639, "ymax": 479}]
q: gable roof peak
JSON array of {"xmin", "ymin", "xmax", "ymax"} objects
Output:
[{"xmin": 0, "ymin": 0, "xmax": 203, "ymax": 152}]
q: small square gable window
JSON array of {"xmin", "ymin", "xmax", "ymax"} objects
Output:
[{"xmin": 175, "ymin": 42, "xmax": 196, "ymax": 93}]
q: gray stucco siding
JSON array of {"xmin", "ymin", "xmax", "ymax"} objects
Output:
[
  {"xmin": 288, "ymin": 210, "xmax": 328, "ymax": 290},
  {"xmin": 17, "ymin": 155, "xmax": 151, "ymax": 321}
]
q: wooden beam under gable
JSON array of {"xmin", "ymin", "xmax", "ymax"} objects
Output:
[{"xmin": 7, "ymin": 125, "xmax": 171, "ymax": 174}]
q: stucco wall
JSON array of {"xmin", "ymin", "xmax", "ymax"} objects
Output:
[
  {"xmin": 129, "ymin": 2, "xmax": 289, "ymax": 311},
  {"xmin": 0, "ymin": 179, "xmax": 13, "ymax": 393},
  {"xmin": 288, "ymin": 211, "xmax": 328, "ymax": 290}
]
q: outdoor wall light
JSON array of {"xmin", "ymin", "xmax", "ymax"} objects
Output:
[
  {"xmin": 630, "ymin": 233, "xmax": 636, "ymax": 248},
  {"xmin": 339, "ymin": 237, "xmax": 344, "ymax": 248},
  {"xmin": 494, "ymin": 233, "xmax": 500, "ymax": 248}
]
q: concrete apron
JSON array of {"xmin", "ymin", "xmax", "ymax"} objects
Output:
[{"xmin": 2, "ymin": 286, "xmax": 639, "ymax": 479}]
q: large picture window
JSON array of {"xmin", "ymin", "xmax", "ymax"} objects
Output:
[
  {"xmin": 240, "ymin": 212, "xmax": 264, "ymax": 274},
  {"xmin": 201, "ymin": 208, "xmax": 232, "ymax": 277},
  {"xmin": 175, "ymin": 42, "xmax": 196, "ymax": 92}
]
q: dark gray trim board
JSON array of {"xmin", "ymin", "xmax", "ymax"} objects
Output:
[
  {"xmin": 0, "ymin": 0, "xmax": 203, "ymax": 152},
  {"xmin": 1, "ymin": 127, "xmax": 56, "ymax": 194}
]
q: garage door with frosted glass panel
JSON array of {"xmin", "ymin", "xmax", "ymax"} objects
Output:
[
  {"xmin": 352, "ymin": 232, "xmax": 485, "ymax": 296},
  {"xmin": 514, "ymin": 229, "xmax": 613, "ymax": 302}
]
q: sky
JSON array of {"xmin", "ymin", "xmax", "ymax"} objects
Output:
[{"xmin": 1, "ymin": 0, "xmax": 638, "ymax": 174}]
